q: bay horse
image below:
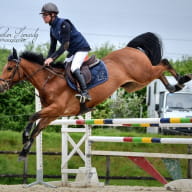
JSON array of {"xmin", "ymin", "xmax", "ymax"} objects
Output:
[{"xmin": 0, "ymin": 32, "xmax": 191, "ymax": 160}]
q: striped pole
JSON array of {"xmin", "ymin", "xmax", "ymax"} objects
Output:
[
  {"xmin": 89, "ymin": 136, "xmax": 192, "ymax": 144},
  {"xmin": 51, "ymin": 117, "xmax": 192, "ymax": 127}
]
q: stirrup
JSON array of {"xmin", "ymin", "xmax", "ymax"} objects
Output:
[{"xmin": 75, "ymin": 93, "xmax": 91, "ymax": 103}]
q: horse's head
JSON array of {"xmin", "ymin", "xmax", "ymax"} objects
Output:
[{"xmin": 0, "ymin": 48, "xmax": 23, "ymax": 93}]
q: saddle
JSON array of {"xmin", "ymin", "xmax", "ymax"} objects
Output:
[
  {"xmin": 48, "ymin": 55, "xmax": 108, "ymax": 115},
  {"xmin": 65, "ymin": 55, "xmax": 100, "ymax": 84}
]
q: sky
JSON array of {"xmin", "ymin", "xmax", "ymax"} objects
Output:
[{"xmin": 0, "ymin": 0, "xmax": 192, "ymax": 60}]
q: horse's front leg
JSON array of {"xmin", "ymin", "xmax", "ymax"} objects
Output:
[
  {"xmin": 18, "ymin": 121, "xmax": 36, "ymax": 161},
  {"xmin": 19, "ymin": 137, "xmax": 34, "ymax": 161},
  {"xmin": 19, "ymin": 111, "xmax": 41, "ymax": 161},
  {"xmin": 19, "ymin": 116, "xmax": 57, "ymax": 161},
  {"xmin": 19, "ymin": 121, "xmax": 36, "ymax": 161},
  {"xmin": 19, "ymin": 102, "xmax": 68, "ymax": 161},
  {"xmin": 18, "ymin": 112, "xmax": 39, "ymax": 161},
  {"xmin": 22, "ymin": 122, "xmax": 35, "ymax": 144}
]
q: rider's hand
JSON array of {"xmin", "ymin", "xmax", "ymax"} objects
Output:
[{"xmin": 44, "ymin": 58, "xmax": 53, "ymax": 66}]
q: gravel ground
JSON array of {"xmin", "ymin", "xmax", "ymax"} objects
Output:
[{"xmin": 0, "ymin": 184, "xmax": 191, "ymax": 192}]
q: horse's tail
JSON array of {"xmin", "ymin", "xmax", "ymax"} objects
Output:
[{"xmin": 127, "ymin": 32, "xmax": 163, "ymax": 66}]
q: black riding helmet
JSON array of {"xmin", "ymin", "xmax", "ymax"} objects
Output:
[{"xmin": 40, "ymin": 2, "xmax": 59, "ymax": 14}]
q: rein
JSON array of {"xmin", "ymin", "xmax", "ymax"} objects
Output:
[
  {"xmin": 45, "ymin": 66, "xmax": 66, "ymax": 79},
  {"xmin": 0, "ymin": 58, "xmax": 66, "ymax": 100},
  {"xmin": 41, "ymin": 67, "xmax": 65, "ymax": 89},
  {"xmin": 24, "ymin": 65, "xmax": 45, "ymax": 82},
  {"xmin": 0, "ymin": 58, "xmax": 45, "ymax": 99}
]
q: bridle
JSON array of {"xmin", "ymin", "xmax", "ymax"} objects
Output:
[
  {"xmin": 0, "ymin": 58, "xmax": 21, "ymax": 90},
  {"xmin": 0, "ymin": 56, "xmax": 67, "ymax": 106},
  {"xmin": 0, "ymin": 58, "xmax": 46, "ymax": 91},
  {"xmin": 0, "ymin": 57, "xmax": 66, "ymax": 104}
]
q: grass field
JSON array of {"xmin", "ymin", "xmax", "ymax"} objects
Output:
[{"xmin": 0, "ymin": 128, "xmax": 191, "ymax": 186}]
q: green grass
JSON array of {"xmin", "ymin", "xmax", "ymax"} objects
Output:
[{"xmin": 0, "ymin": 129, "xmax": 191, "ymax": 186}]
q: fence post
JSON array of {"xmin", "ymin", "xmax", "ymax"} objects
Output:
[
  {"xmin": 61, "ymin": 118, "xmax": 68, "ymax": 185},
  {"xmin": 26, "ymin": 89, "xmax": 56, "ymax": 188},
  {"xmin": 188, "ymin": 144, "xmax": 192, "ymax": 178},
  {"xmin": 105, "ymin": 156, "xmax": 110, "ymax": 185},
  {"xmin": 23, "ymin": 158, "xmax": 28, "ymax": 184}
]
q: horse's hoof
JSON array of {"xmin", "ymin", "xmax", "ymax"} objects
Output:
[
  {"xmin": 166, "ymin": 85, "xmax": 175, "ymax": 93},
  {"xmin": 178, "ymin": 74, "xmax": 192, "ymax": 84},
  {"xmin": 174, "ymin": 84, "xmax": 185, "ymax": 92},
  {"xmin": 18, "ymin": 149, "xmax": 28, "ymax": 161},
  {"xmin": 186, "ymin": 74, "xmax": 192, "ymax": 80},
  {"xmin": 18, "ymin": 155, "xmax": 27, "ymax": 161}
]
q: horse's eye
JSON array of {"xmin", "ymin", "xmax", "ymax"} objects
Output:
[{"xmin": 7, "ymin": 67, "xmax": 13, "ymax": 71}]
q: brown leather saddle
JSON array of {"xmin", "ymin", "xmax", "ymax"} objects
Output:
[{"xmin": 65, "ymin": 55, "xmax": 100, "ymax": 84}]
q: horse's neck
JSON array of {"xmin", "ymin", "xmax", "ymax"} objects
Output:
[{"xmin": 21, "ymin": 60, "xmax": 48, "ymax": 89}]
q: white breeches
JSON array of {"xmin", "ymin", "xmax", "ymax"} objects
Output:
[{"xmin": 65, "ymin": 51, "xmax": 88, "ymax": 73}]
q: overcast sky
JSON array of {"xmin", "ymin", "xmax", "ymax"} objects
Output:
[{"xmin": 0, "ymin": 0, "xmax": 192, "ymax": 60}]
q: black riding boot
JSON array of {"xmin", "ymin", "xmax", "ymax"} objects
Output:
[{"xmin": 73, "ymin": 69, "xmax": 91, "ymax": 103}]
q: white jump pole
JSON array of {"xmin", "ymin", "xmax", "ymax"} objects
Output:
[
  {"xmin": 88, "ymin": 136, "xmax": 192, "ymax": 144},
  {"xmin": 49, "ymin": 118, "xmax": 192, "ymax": 127}
]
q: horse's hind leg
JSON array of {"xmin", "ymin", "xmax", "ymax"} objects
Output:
[
  {"xmin": 165, "ymin": 62, "xmax": 192, "ymax": 86},
  {"xmin": 170, "ymin": 74, "xmax": 192, "ymax": 92},
  {"xmin": 160, "ymin": 74, "xmax": 185, "ymax": 93},
  {"xmin": 162, "ymin": 59, "xmax": 192, "ymax": 84},
  {"xmin": 177, "ymin": 74, "xmax": 192, "ymax": 84},
  {"xmin": 161, "ymin": 59, "xmax": 181, "ymax": 80},
  {"xmin": 160, "ymin": 59, "xmax": 192, "ymax": 92},
  {"xmin": 159, "ymin": 75, "xmax": 176, "ymax": 93}
]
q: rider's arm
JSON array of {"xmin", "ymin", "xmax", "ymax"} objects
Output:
[
  {"xmin": 47, "ymin": 33, "xmax": 57, "ymax": 58},
  {"xmin": 49, "ymin": 20, "xmax": 71, "ymax": 61}
]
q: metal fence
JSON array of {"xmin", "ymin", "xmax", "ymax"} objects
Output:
[{"xmin": 0, "ymin": 151, "xmax": 174, "ymax": 185}]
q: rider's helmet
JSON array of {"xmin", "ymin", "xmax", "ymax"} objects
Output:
[{"xmin": 40, "ymin": 3, "xmax": 59, "ymax": 14}]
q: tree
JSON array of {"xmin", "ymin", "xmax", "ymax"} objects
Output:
[{"xmin": 0, "ymin": 82, "xmax": 35, "ymax": 131}]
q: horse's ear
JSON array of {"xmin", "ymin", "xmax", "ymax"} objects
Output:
[
  {"xmin": 8, "ymin": 47, "xmax": 19, "ymax": 61},
  {"xmin": 12, "ymin": 47, "xmax": 18, "ymax": 60}
]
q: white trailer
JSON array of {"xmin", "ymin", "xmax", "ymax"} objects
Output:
[{"xmin": 146, "ymin": 76, "xmax": 192, "ymax": 133}]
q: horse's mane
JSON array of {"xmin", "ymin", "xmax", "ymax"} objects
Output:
[
  {"xmin": 20, "ymin": 51, "xmax": 44, "ymax": 65},
  {"xmin": 19, "ymin": 51, "xmax": 65, "ymax": 68}
]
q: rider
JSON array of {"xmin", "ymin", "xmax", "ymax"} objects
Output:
[{"xmin": 40, "ymin": 2, "xmax": 91, "ymax": 103}]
